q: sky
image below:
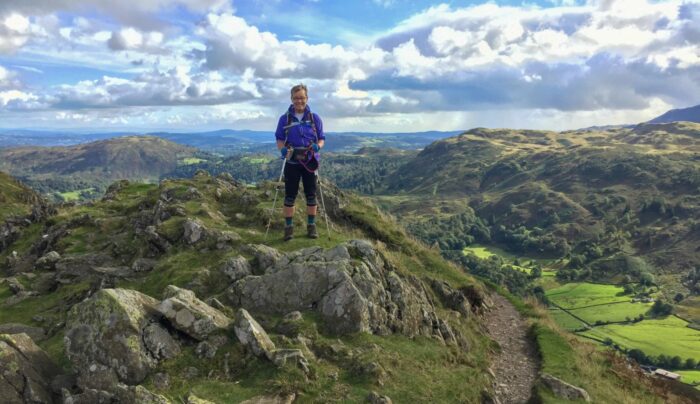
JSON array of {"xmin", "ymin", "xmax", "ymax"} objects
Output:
[{"xmin": 0, "ymin": 0, "xmax": 699, "ymax": 133}]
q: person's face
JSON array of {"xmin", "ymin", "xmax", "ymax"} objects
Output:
[{"xmin": 292, "ymin": 89, "xmax": 307, "ymax": 113}]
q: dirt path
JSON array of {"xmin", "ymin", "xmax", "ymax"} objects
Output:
[{"xmin": 483, "ymin": 293, "xmax": 539, "ymax": 404}]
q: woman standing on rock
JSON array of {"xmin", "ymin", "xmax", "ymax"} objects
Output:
[{"xmin": 274, "ymin": 84, "xmax": 325, "ymax": 241}]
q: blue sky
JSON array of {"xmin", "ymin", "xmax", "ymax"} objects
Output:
[{"xmin": 0, "ymin": 0, "xmax": 698, "ymax": 132}]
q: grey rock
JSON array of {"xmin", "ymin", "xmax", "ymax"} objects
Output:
[
  {"xmin": 541, "ymin": 373, "xmax": 591, "ymax": 402},
  {"xmin": 243, "ymin": 244, "xmax": 282, "ymax": 274},
  {"xmin": 216, "ymin": 231, "xmax": 241, "ymax": 250},
  {"xmin": 143, "ymin": 322, "xmax": 181, "ymax": 360},
  {"xmin": 271, "ymin": 349, "xmax": 310, "ymax": 374},
  {"xmin": 0, "ymin": 323, "xmax": 45, "ymax": 342},
  {"xmin": 229, "ymin": 241, "xmax": 457, "ymax": 340},
  {"xmin": 7, "ymin": 277, "xmax": 24, "ymax": 294},
  {"xmin": 35, "ymin": 251, "xmax": 61, "ymax": 270},
  {"xmin": 431, "ymin": 280, "xmax": 472, "ymax": 317},
  {"xmin": 195, "ymin": 335, "xmax": 227, "ymax": 359},
  {"xmin": 183, "ymin": 367, "xmax": 200, "ymax": 378},
  {"xmin": 145, "ymin": 226, "xmax": 172, "ymax": 253},
  {"xmin": 64, "ymin": 289, "xmax": 161, "ymax": 387},
  {"xmin": 283, "ymin": 311, "xmax": 302, "ymax": 321},
  {"xmin": 132, "ymin": 258, "xmax": 158, "ymax": 273},
  {"xmin": 157, "ymin": 285, "xmax": 232, "ymax": 340},
  {"xmin": 233, "ymin": 308, "xmax": 276, "ymax": 360},
  {"xmin": 367, "ymin": 391, "xmax": 393, "ymax": 404},
  {"xmin": 183, "ymin": 218, "xmax": 206, "ymax": 244},
  {"xmin": 152, "ymin": 372, "xmax": 170, "ymax": 390},
  {"xmin": 220, "ymin": 255, "xmax": 252, "ymax": 282},
  {"xmin": 0, "ymin": 333, "xmax": 62, "ymax": 404}
]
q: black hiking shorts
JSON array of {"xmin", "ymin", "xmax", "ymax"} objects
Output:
[{"xmin": 283, "ymin": 162, "xmax": 317, "ymax": 207}]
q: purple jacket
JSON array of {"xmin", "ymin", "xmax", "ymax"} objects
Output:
[{"xmin": 274, "ymin": 105, "xmax": 325, "ymax": 148}]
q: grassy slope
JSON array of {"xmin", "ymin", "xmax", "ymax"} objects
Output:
[
  {"xmin": 0, "ymin": 174, "xmax": 494, "ymax": 402},
  {"xmin": 0, "ymin": 171, "xmax": 40, "ymax": 222}
]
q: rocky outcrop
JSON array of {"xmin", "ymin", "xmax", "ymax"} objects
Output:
[
  {"xmin": 243, "ymin": 244, "xmax": 282, "ymax": 274},
  {"xmin": 220, "ymin": 255, "xmax": 252, "ymax": 282},
  {"xmin": 62, "ymin": 384, "xmax": 171, "ymax": 404},
  {"xmin": 228, "ymin": 240, "xmax": 463, "ymax": 343},
  {"xmin": 234, "ymin": 308, "xmax": 276, "ymax": 359},
  {"xmin": 540, "ymin": 373, "xmax": 591, "ymax": 402},
  {"xmin": 183, "ymin": 218, "xmax": 206, "ymax": 245},
  {"xmin": 157, "ymin": 285, "xmax": 232, "ymax": 340},
  {"xmin": 0, "ymin": 333, "xmax": 62, "ymax": 404},
  {"xmin": 35, "ymin": 251, "xmax": 61, "ymax": 271},
  {"xmin": 64, "ymin": 289, "xmax": 163, "ymax": 388}
]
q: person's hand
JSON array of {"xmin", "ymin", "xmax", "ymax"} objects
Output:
[
  {"xmin": 311, "ymin": 143, "xmax": 320, "ymax": 152},
  {"xmin": 280, "ymin": 147, "xmax": 289, "ymax": 158}
]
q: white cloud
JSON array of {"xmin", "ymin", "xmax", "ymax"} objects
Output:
[
  {"xmin": 0, "ymin": 13, "xmax": 31, "ymax": 53},
  {"xmin": 108, "ymin": 27, "xmax": 164, "ymax": 51}
]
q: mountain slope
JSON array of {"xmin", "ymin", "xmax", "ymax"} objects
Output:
[
  {"xmin": 0, "ymin": 171, "xmax": 42, "ymax": 222},
  {"xmin": 0, "ymin": 135, "xmax": 200, "ymax": 198},
  {"xmin": 0, "ymin": 172, "xmax": 689, "ymax": 403},
  {"xmin": 371, "ymin": 122, "xmax": 700, "ymax": 320},
  {"xmin": 648, "ymin": 104, "xmax": 700, "ymax": 123}
]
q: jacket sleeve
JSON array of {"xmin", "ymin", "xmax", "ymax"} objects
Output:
[
  {"xmin": 314, "ymin": 113, "xmax": 325, "ymax": 141},
  {"xmin": 274, "ymin": 115, "xmax": 286, "ymax": 142}
]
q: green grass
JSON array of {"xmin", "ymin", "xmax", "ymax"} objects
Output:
[
  {"xmin": 676, "ymin": 370, "xmax": 700, "ymax": 387},
  {"xmin": 549, "ymin": 308, "xmax": 587, "ymax": 331},
  {"xmin": 569, "ymin": 302, "xmax": 652, "ymax": 324},
  {"xmin": 579, "ymin": 316, "xmax": 700, "ymax": 360},
  {"xmin": 58, "ymin": 188, "xmax": 96, "ymax": 201},
  {"xmin": 463, "ymin": 245, "xmax": 532, "ymax": 274},
  {"xmin": 546, "ymin": 283, "xmax": 631, "ymax": 309}
]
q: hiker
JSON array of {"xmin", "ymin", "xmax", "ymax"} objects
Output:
[{"xmin": 274, "ymin": 83, "xmax": 325, "ymax": 241}]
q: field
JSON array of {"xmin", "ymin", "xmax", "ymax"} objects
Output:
[
  {"xmin": 463, "ymin": 245, "xmax": 532, "ymax": 274},
  {"xmin": 549, "ymin": 308, "xmax": 587, "ymax": 331},
  {"xmin": 546, "ymin": 283, "xmax": 631, "ymax": 309},
  {"xmin": 676, "ymin": 370, "xmax": 700, "ymax": 387},
  {"xmin": 181, "ymin": 157, "xmax": 208, "ymax": 165},
  {"xmin": 569, "ymin": 301, "xmax": 652, "ymax": 324},
  {"xmin": 58, "ymin": 188, "xmax": 96, "ymax": 201},
  {"xmin": 579, "ymin": 316, "xmax": 700, "ymax": 360}
]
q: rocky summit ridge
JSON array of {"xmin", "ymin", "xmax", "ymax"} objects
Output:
[{"xmin": 1, "ymin": 170, "xmax": 693, "ymax": 403}]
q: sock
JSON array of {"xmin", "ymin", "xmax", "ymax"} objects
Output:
[
  {"xmin": 307, "ymin": 215, "xmax": 316, "ymax": 225},
  {"xmin": 285, "ymin": 217, "xmax": 293, "ymax": 227}
]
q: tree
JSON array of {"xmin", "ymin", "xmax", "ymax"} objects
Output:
[
  {"xmin": 685, "ymin": 358, "xmax": 697, "ymax": 369},
  {"xmin": 670, "ymin": 356, "xmax": 683, "ymax": 369},
  {"xmin": 673, "ymin": 293, "xmax": 684, "ymax": 303}
]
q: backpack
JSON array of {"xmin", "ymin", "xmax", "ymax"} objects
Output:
[{"xmin": 284, "ymin": 110, "xmax": 320, "ymax": 173}]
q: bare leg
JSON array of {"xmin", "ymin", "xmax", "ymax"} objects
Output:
[
  {"xmin": 307, "ymin": 205, "xmax": 317, "ymax": 216},
  {"xmin": 283, "ymin": 205, "xmax": 295, "ymax": 220}
]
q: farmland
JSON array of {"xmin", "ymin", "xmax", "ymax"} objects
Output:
[{"xmin": 579, "ymin": 316, "xmax": 700, "ymax": 360}]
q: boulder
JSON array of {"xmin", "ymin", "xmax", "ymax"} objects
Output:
[
  {"xmin": 0, "ymin": 323, "xmax": 46, "ymax": 342},
  {"xmin": 183, "ymin": 219, "xmax": 206, "ymax": 244},
  {"xmin": 63, "ymin": 384, "xmax": 170, "ymax": 404},
  {"xmin": 233, "ymin": 309, "xmax": 276, "ymax": 360},
  {"xmin": 367, "ymin": 391, "xmax": 393, "ymax": 404},
  {"xmin": 243, "ymin": 244, "xmax": 282, "ymax": 274},
  {"xmin": 35, "ymin": 251, "xmax": 61, "ymax": 271},
  {"xmin": 145, "ymin": 226, "xmax": 172, "ymax": 254},
  {"xmin": 64, "ymin": 289, "xmax": 161, "ymax": 388},
  {"xmin": 132, "ymin": 258, "xmax": 158, "ymax": 273},
  {"xmin": 541, "ymin": 373, "xmax": 591, "ymax": 402},
  {"xmin": 142, "ymin": 323, "xmax": 181, "ymax": 360},
  {"xmin": 220, "ymin": 255, "xmax": 252, "ymax": 282},
  {"xmin": 271, "ymin": 349, "xmax": 310, "ymax": 374},
  {"xmin": 157, "ymin": 285, "xmax": 232, "ymax": 340},
  {"xmin": 229, "ymin": 241, "xmax": 454, "ymax": 340},
  {"xmin": 0, "ymin": 333, "xmax": 62, "ymax": 404}
]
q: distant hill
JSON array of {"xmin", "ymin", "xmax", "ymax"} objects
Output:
[
  {"xmin": 0, "ymin": 136, "xmax": 199, "ymax": 197},
  {"xmin": 370, "ymin": 122, "xmax": 700, "ymax": 311},
  {"xmin": 648, "ymin": 104, "xmax": 700, "ymax": 123},
  {"xmin": 0, "ymin": 128, "xmax": 461, "ymax": 154}
]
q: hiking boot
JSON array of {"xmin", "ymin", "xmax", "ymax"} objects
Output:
[
  {"xmin": 307, "ymin": 223, "xmax": 318, "ymax": 239},
  {"xmin": 284, "ymin": 225, "xmax": 294, "ymax": 241}
]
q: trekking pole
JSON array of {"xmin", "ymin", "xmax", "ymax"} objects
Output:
[
  {"xmin": 316, "ymin": 170, "xmax": 332, "ymax": 240},
  {"xmin": 264, "ymin": 156, "xmax": 287, "ymax": 240}
]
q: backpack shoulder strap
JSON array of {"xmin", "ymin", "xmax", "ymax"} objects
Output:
[{"xmin": 309, "ymin": 111, "xmax": 318, "ymax": 143}]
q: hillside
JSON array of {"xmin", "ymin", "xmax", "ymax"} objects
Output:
[
  {"xmin": 0, "ymin": 171, "xmax": 42, "ymax": 223},
  {"xmin": 0, "ymin": 172, "xmax": 690, "ymax": 403},
  {"xmin": 368, "ymin": 122, "xmax": 700, "ymax": 320},
  {"xmin": 649, "ymin": 104, "xmax": 700, "ymax": 124},
  {"xmin": 0, "ymin": 136, "xmax": 200, "ymax": 198}
]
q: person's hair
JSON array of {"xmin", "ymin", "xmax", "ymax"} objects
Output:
[{"xmin": 290, "ymin": 84, "xmax": 308, "ymax": 98}]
